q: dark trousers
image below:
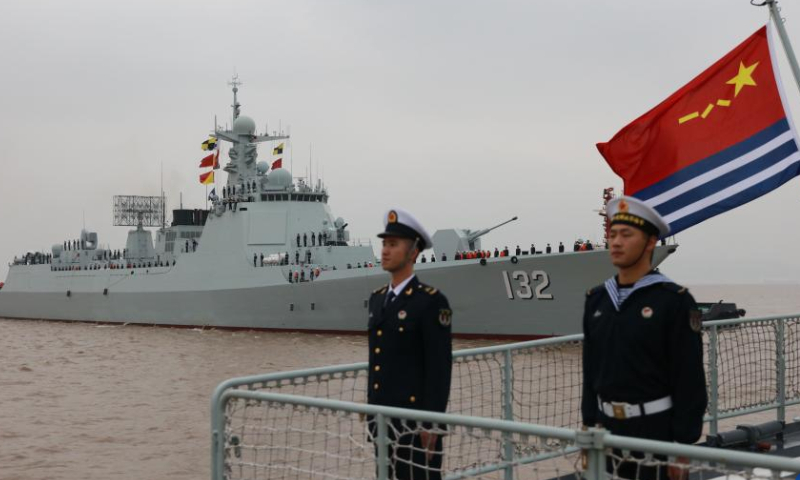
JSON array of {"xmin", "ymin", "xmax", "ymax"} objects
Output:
[
  {"xmin": 369, "ymin": 418, "xmax": 444, "ymax": 480},
  {"xmin": 373, "ymin": 432, "xmax": 443, "ymax": 480},
  {"xmin": 599, "ymin": 411, "xmax": 671, "ymax": 480}
]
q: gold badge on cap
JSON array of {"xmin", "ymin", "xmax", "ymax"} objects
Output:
[
  {"xmin": 641, "ymin": 307, "xmax": 653, "ymax": 319},
  {"xmin": 388, "ymin": 210, "xmax": 398, "ymax": 224},
  {"xmin": 398, "ymin": 310, "xmax": 407, "ymax": 320},
  {"xmin": 618, "ymin": 199, "xmax": 629, "ymax": 213}
]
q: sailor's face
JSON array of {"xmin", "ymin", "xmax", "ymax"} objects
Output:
[
  {"xmin": 608, "ymin": 224, "xmax": 652, "ymax": 268},
  {"xmin": 381, "ymin": 237, "xmax": 416, "ymax": 272}
]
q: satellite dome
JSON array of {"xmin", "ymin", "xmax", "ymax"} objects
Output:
[
  {"xmin": 268, "ymin": 168, "xmax": 292, "ymax": 187},
  {"xmin": 232, "ymin": 115, "xmax": 256, "ymax": 135},
  {"xmin": 256, "ymin": 161, "xmax": 269, "ymax": 175}
]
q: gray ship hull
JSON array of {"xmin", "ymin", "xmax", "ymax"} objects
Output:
[{"xmin": 0, "ymin": 246, "xmax": 675, "ymax": 337}]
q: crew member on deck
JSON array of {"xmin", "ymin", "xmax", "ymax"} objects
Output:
[
  {"xmin": 582, "ymin": 196, "xmax": 707, "ymax": 480},
  {"xmin": 367, "ymin": 208, "xmax": 452, "ymax": 480}
]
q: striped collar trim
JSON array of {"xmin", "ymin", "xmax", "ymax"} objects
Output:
[{"xmin": 604, "ymin": 272, "xmax": 672, "ymax": 311}]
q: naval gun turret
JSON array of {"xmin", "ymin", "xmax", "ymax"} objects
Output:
[{"xmin": 432, "ymin": 216, "xmax": 518, "ymax": 258}]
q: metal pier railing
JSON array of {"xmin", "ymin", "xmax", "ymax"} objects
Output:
[{"xmin": 211, "ymin": 313, "xmax": 800, "ymax": 480}]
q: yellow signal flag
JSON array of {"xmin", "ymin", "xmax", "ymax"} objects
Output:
[
  {"xmin": 199, "ymin": 171, "xmax": 215, "ymax": 185},
  {"xmin": 201, "ymin": 137, "xmax": 218, "ymax": 151}
]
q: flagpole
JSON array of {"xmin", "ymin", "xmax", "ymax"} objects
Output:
[{"xmin": 765, "ymin": 0, "xmax": 800, "ymax": 94}]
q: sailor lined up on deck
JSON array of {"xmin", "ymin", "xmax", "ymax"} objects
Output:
[
  {"xmin": 582, "ymin": 196, "xmax": 707, "ymax": 480},
  {"xmin": 367, "ymin": 208, "xmax": 452, "ymax": 480}
]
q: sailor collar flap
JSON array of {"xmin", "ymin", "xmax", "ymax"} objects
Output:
[{"xmin": 603, "ymin": 272, "xmax": 672, "ymax": 311}]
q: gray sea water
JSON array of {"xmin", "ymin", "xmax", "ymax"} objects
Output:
[{"xmin": 1, "ymin": 284, "xmax": 799, "ymax": 480}]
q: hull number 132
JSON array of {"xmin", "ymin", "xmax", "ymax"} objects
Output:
[{"xmin": 502, "ymin": 270, "xmax": 553, "ymax": 300}]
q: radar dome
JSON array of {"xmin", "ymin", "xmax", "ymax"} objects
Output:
[
  {"xmin": 268, "ymin": 168, "xmax": 292, "ymax": 187},
  {"xmin": 256, "ymin": 161, "xmax": 269, "ymax": 175},
  {"xmin": 232, "ymin": 115, "xmax": 256, "ymax": 135}
]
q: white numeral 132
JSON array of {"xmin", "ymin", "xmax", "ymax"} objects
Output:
[{"xmin": 501, "ymin": 270, "xmax": 553, "ymax": 300}]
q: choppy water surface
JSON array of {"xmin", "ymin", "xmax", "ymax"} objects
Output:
[{"xmin": 1, "ymin": 284, "xmax": 799, "ymax": 480}]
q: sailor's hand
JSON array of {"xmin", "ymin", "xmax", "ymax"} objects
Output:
[
  {"xmin": 420, "ymin": 431, "xmax": 438, "ymax": 461},
  {"xmin": 668, "ymin": 456, "xmax": 689, "ymax": 480}
]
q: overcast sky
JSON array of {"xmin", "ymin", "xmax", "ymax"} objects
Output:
[{"xmin": 2, "ymin": 0, "xmax": 800, "ymax": 285}]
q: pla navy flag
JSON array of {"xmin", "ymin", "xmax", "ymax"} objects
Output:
[{"xmin": 597, "ymin": 24, "xmax": 800, "ymax": 237}]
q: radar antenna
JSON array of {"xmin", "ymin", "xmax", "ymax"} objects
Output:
[
  {"xmin": 228, "ymin": 74, "xmax": 243, "ymax": 121},
  {"xmin": 113, "ymin": 195, "xmax": 165, "ymax": 227}
]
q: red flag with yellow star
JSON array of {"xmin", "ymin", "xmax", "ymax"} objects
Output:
[{"xmin": 597, "ymin": 24, "xmax": 800, "ymax": 236}]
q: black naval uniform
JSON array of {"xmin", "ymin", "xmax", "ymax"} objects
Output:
[
  {"xmin": 582, "ymin": 276, "xmax": 707, "ymax": 480},
  {"xmin": 367, "ymin": 276, "xmax": 453, "ymax": 480}
]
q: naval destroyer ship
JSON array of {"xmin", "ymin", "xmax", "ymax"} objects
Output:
[{"xmin": 0, "ymin": 80, "xmax": 675, "ymax": 337}]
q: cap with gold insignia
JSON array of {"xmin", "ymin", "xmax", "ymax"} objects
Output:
[
  {"xmin": 606, "ymin": 196, "xmax": 670, "ymax": 239},
  {"xmin": 377, "ymin": 208, "xmax": 433, "ymax": 250}
]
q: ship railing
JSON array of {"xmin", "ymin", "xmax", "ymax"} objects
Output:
[
  {"xmin": 349, "ymin": 238, "xmax": 374, "ymax": 247},
  {"xmin": 211, "ymin": 313, "xmax": 800, "ymax": 479},
  {"xmin": 213, "ymin": 390, "xmax": 800, "ymax": 480}
]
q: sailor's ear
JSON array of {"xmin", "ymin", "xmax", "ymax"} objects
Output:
[
  {"xmin": 647, "ymin": 233, "xmax": 659, "ymax": 249},
  {"xmin": 406, "ymin": 239, "xmax": 420, "ymax": 260}
]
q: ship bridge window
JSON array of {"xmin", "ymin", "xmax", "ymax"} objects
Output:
[{"xmin": 261, "ymin": 193, "xmax": 292, "ymax": 202}]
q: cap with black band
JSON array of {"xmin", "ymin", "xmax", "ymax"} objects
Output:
[
  {"xmin": 606, "ymin": 196, "xmax": 670, "ymax": 239},
  {"xmin": 377, "ymin": 208, "xmax": 433, "ymax": 250}
]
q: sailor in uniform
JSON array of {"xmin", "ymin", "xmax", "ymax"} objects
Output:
[
  {"xmin": 367, "ymin": 208, "xmax": 452, "ymax": 480},
  {"xmin": 582, "ymin": 196, "xmax": 707, "ymax": 480}
]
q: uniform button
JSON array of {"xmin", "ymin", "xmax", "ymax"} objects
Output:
[
  {"xmin": 377, "ymin": 330, "xmax": 382, "ymax": 336},
  {"xmin": 374, "ymin": 383, "xmax": 379, "ymax": 390},
  {"xmin": 399, "ymin": 327, "xmax": 404, "ymax": 332},
  {"xmin": 374, "ymin": 347, "xmax": 381, "ymax": 354},
  {"xmin": 374, "ymin": 365, "xmax": 381, "ymax": 372},
  {"xmin": 410, "ymin": 396, "xmax": 416, "ymax": 403}
]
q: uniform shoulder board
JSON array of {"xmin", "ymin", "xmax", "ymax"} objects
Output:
[
  {"xmin": 660, "ymin": 282, "xmax": 687, "ymax": 294},
  {"xmin": 586, "ymin": 284, "xmax": 603, "ymax": 297},
  {"xmin": 418, "ymin": 282, "xmax": 440, "ymax": 296},
  {"xmin": 372, "ymin": 286, "xmax": 387, "ymax": 295}
]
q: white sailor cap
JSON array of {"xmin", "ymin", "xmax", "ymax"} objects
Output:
[
  {"xmin": 606, "ymin": 196, "xmax": 670, "ymax": 239},
  {"xmin": 377, "ymin": 208, "xmax": 433, "ymax": 250}
]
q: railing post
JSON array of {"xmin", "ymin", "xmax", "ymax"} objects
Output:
[
  {"xmin": 776, "ymin": 319, "xmax": 786, "ymax": 425},
  {"xmin": 376, "ymin": 413, "xmax": 390, "ymax": 480},
  {"xmin": 576, "ymin": 427, "xmax": 607, "ymax": 480},
  {"xmin": 210, "ymin": 392, "xmax": 227, "ymax": 480},
  {"xmin": 708, "ymin": 325, "xmax": 719, "ymax": 436},
  {"xmin": 502, "ymin": 349, "xmax": 515, "ymax": 480}
]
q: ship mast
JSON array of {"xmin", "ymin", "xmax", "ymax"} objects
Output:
[
  {"xmin": 599, "ymin": 187, "xmax": 615, "ymax": 246},
  {"xmin": 229, "ymin": 74, "xmax": 242, "ymax": 121},
  {"xmin": 214, "ymin": 76, "xmax": 290, "ymax": 188}
]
